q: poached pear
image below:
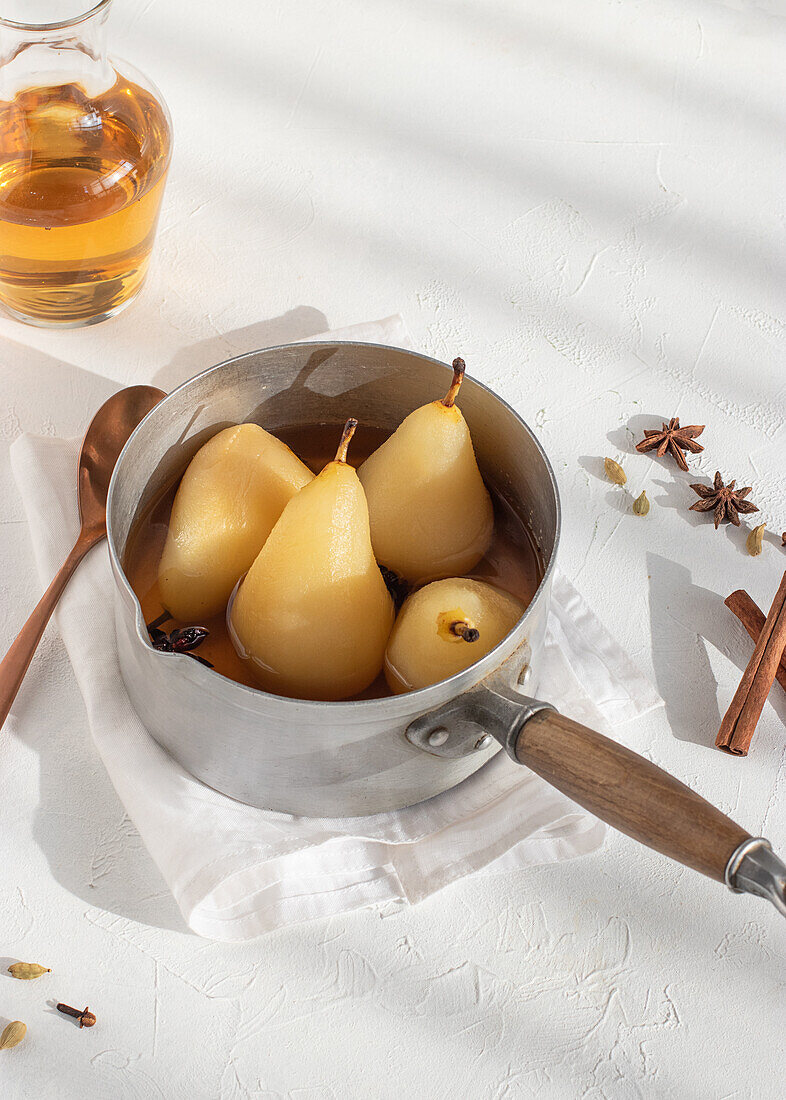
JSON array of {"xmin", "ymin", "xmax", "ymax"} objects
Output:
[
  {"xmin": 230, "ymin": 420, "xmax": 395, "ymax": 701},
  {"xmin": 158, "ymin": 423, "xmax": 313, "ymax": 621},
  {"xmin": 358, "ymin": 358, "xmax": 493, "ymax": 585},
  {"xmin": 384, "ymin": 577, "xmax": 524, "ymax": 693}
]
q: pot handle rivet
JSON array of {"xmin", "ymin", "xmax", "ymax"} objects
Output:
[
  {"xmin": 474, "ymin": 734, "xmax": 493, "ymax": 750},
  {"xmin": 428, "ymin": 727, "xmax": 450, "ymax": 747}
]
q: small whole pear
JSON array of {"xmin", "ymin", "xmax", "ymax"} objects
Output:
[
  {"xmin": 158, "ymin": 423, "xmax": 313, "ymax": 620},
  {"xmin": 359, "ymin": 358, "xmax": 493, "ymax": 585},
  {"xmin": 385, "ymin": 577, "xmax": 525, "ymax": 693},
  {"xmin": 230, "ymin": 420, "xmax": 394, "ymax": 700}
]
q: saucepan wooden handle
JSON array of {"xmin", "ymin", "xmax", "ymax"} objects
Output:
[
  {"xmin": 518, "ymin": 709, "xmax": 748, "ymax": 881},
  {"xmin": 407, "ymin": 684, "xmax": 786, "ymax": 912}
]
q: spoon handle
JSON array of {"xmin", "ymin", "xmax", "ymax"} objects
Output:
[{"xmin": 0, "ymin": 532, "xmax": 102, "ymax": 730}]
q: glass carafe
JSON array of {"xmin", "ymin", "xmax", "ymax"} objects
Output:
[{"xmin": 0, "ymin": 0, "xmax": 172, "ymax": 327}]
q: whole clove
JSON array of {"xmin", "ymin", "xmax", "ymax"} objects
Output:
[{"xmin": 56, "ymin": 1003, "xmax": 96, "ymax": 1028}]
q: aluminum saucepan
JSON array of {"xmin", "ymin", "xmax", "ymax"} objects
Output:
[{"xmin": 106, "ymin": 342, "xmax": 786, "ymax": 918}]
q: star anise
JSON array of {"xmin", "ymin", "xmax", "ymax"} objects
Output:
[
  {"xmin": 635, "ymin": 417, "xmax": 704, "ymax": 471},
  {"xmin": 147, "ymin": 612, "xmax": 213, "ymax": 667},
  {"xmin": 689, "ymin": 471, "xmax": 759, "ymax": 529}
]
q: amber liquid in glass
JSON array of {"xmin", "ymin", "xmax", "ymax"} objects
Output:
[
  {"xmin": 124, "ymin": 424, "xmax": 545, "ymax": 701},
  {"xmin": 0, "ymin": 73, "xmax": 171, "ymax": 326}
]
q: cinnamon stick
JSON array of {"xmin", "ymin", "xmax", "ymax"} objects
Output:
[
  {"xmin": 716, "ymin": 571, "xmax": 786, "ymax": 755},
  {"xmin": 725, "ymin": 589, "xmax": 786, "ymax": 694}
]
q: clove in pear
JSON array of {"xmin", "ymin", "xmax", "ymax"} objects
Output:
[
  {"xmin": 358, "ymin": 358, "xmax": 493, "ymax": 585},
  {"xmin": 158, "ymin": 424, "xmax": 313, "ymax": 620},
  {"xmin": 384, "ymin": 577, "xmax": 525, "ymax": 693},
  {"xmin": 230, "ymin": 420, "xmax": 394, "ymax": 700}
]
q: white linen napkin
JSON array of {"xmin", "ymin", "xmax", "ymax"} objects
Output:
[{"xmin": 9, "ymin": 317, "xmax": 662, "ymax": 941}]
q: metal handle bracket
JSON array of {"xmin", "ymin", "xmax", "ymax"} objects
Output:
[{"xmin": 405, "ymin": 678, "xmax": 555, "ymax": 760}]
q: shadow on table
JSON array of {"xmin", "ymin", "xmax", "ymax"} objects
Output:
[
  {"xmin": 493, "ymin": 851, "xmax": 786, "ymax": 1081},
  {"xmin": 151, "ymin": 305, "xmax": 328, "ymax": 392},
  {"xmin": 646, "ymin": 552, "xmax": 786, "ymax": 748}
]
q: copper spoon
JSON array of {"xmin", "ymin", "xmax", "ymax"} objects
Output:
[{"xmin": 0, "ymin": 385, "xmax": 165, "ymax": 730}]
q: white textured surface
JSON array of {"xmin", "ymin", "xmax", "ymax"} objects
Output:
[{"xmin": 0, "ymin": 0, "xmax": 784, "ymax": 1096}]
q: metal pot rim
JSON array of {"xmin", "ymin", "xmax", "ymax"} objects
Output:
[{"xmin": 106, "ymin": 340, "xmax": 562, "ymax": 712}]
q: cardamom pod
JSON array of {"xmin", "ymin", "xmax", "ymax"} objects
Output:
[
  {"xmin": 7, "ymin": 962, "xmax": 51, "ymax": 980},
  {"xmin": 604, "ymin": 457, "xmax": 627, "ymax": 486},
  {"xmin": 0, "ymin": 1021, "xmax": 26, "ymax": 1050},
  {"xmin": 632, "ymin": 490, "xmax": 650, "ymax": 516},
  {"xmin": 746, "ymin": 524, "xmax": 765, "ymax": 556}
]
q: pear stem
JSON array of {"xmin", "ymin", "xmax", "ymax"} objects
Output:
[
  {"xmin": 450, "ymin": 620, "xmax": 480, "ymax": 643},
  {"xmin": 441, "ymin": 358, "xmax": 465, "ymax": 408},
  {"xmin": 335, "ymin": 418, "xmax": 358, "ymax": 463}
]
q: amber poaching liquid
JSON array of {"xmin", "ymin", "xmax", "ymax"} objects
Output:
[
  {"xmin": 0, "ymin": 74, "xmax": 171, "ymax": 326},
  {"xmin": 124, "ymin": 424, "xmax": 545, "ymax": 701}
]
